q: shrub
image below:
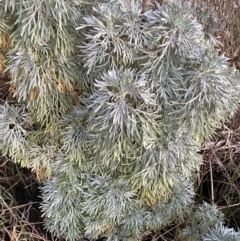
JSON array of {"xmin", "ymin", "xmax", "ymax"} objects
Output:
[{"xmin": 0, "ymin": 0, "xmax": 239, "ymax": 240}]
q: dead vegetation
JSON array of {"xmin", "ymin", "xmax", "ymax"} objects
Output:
[
  {"xmin": 196, "ymin": 110, "xmax": 240, "ymax": 229},
  {"xmin": 0, "ymin": 157, "xmax": 51, "ymax": 241},
  {"xmin": 190, "ymin": 0, "xmax": 240, "ymax": 67}
]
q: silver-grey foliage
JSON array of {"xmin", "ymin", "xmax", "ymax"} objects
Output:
[
  {"xmin": 203, "ymin": 224, "xmax": 240, "ymax": 241},
  {"xmin": 0, "ymin": 0, "xmax": 239, "ymax": 240},
  {"xmin": 180, "ymin": 202, "xmax": 225, "ymax": 241}
]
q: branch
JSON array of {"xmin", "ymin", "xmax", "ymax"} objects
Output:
[{"xmin": 141, "ymin": 0, "xmax": 151, "ymax": 13}]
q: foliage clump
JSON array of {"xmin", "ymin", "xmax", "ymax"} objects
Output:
[{"xmin": 0, "ymin": 0, "xmax": 239, "ymax": 240}]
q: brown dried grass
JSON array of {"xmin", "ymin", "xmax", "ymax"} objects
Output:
[
  {"xmin": 190, "ymin": 0, "xmax": 240, "ymax": 67},
  {"xmin": 0, "ymin": 157, "xmax": 63, "ymax": 241}
]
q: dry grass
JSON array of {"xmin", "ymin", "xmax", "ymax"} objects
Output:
[
  {"xmin": 190, "ymin": 0, "xmax": 240, "ymax": 67},
  {"xmin": 196, "ymin": 109, "xmax": 240, "ymax": 229},
  {"xmin": 0, "ymin": 157, "xmax": 61, "ymax": 241}
]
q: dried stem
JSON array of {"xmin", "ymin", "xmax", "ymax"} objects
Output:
[{"xmin": 141, "ymin": 0, "xmax": 151, "ymax": 13}]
